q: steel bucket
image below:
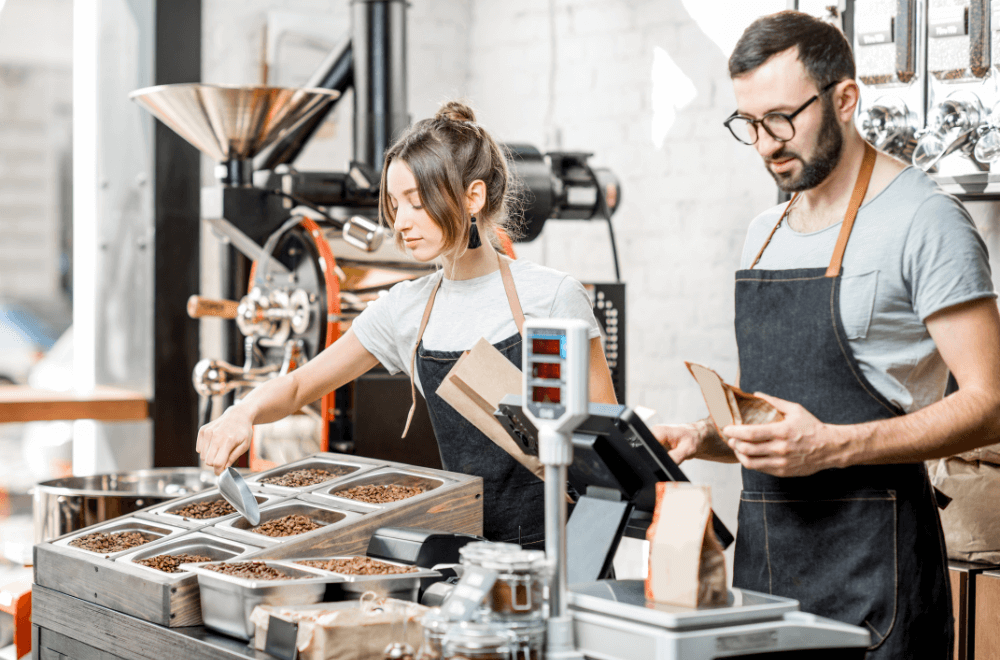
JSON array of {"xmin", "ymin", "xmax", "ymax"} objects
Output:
[{"xmin": 33, "ymin": 468, "xmax": 220, "ymax": 544}]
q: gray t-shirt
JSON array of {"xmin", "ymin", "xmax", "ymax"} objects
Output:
[
  {"xmin": 740, "ymin": 167, "xmax": 996, "ymax": 413},
  {"xmin": 352, "ymin": 258, "xmax": 602, "ymax": 394}
]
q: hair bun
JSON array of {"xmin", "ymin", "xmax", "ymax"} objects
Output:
[{"xmin": 435, "ymin": 101, "xmax": 476, "ymax": 124}]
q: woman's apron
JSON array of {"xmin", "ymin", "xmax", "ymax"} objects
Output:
[
  {"xmin": 406, "ymin": 256, "xmax": 546, "ymax": 546},
  {"xmin": 732, "ymin": 143, "xmax": 952, "ymax": 658}
]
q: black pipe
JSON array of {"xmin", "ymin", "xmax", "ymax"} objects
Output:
[
  {"xmin": 255, "ymin": 39, "xmax": 354, "ymax": 171},
  {"xmin": 352, "ymin": 0, "xmax": 409, "ymax": 170}
]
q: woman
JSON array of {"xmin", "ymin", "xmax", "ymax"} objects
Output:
[{"xmin": 198, "ymin": 101, "xmax": 617, "ymax": 546}]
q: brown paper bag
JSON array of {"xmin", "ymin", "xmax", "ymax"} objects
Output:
[
  {"xmin": 250, "ymin": 597, "xmax": 427, "ymax": 660},
  {"xmin": 685, "ymin": 362, "xmax": 783, "ymax": 428},
  {"xmin": 928, "ymin": 457, "xmax": 1000, "ymax": 564},
  {"xmin": 436, "ymin": 337, "xmax": 546, "ymax": 480},
  {"xmin": 645, "ymin": 482, "xmax": 727, "ymax": 608}
]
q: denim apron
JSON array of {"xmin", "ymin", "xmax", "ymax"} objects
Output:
[
  {"xmin": 732, "ymin": 144, "xmax": 952, "ymax": 658},
  {"xmin": 403, "ymin": 255, "xmax": 545, "ymax": 546}
]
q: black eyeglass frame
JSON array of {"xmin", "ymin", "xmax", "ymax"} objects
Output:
[{"xmin": 724, "ymin": 80, "xmax": 842, "ymax": 145}]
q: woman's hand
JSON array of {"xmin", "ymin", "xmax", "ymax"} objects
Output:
[{"xmin": 197, "ymin": 405, "xmax": 255, "ymax": 475}]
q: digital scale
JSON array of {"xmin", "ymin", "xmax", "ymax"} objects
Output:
[{"xmin": 502, "ymin": 319, "xmax": 871, "ymax": 660}]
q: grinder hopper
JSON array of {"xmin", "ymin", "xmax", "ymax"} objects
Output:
[{"xmin": 129, "ymin": 83, "xmax": 340, "ymax": 186}]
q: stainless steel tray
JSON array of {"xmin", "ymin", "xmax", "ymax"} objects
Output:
[
  {"xmin": 136, "ymin": 488, "xmax": 288, "ymax": 528},
  {"xmin": 288, "ymin": 556, "xmax": 440, "ymax": 600},
  {"xmin": 207, "ymin": 499, "xmax": 365, "ymax": 546},
  {"xmin": 51, "ymin": 516, "xmax": 188, "ymax": 559},
  {"xmin": 568, "ymin": 580, "xmax": 800, "ymax": 630},
  {"xmin": 114, "ymin": 531, "xmax": 262, "ymax": 580},
  {"xmin": 184, "ymin": 560, "xmax": 341, "ymax": 640},
  {"xmin": 244, "ymin": 455, "xmax": 380, "ymax": 494},
  {"xmin": 306, "ymin": 467, "xmax": 452, "ymax": 509}
]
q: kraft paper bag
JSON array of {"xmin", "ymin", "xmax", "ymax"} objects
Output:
[
  {"xmin": 645, "ymin": 482, "xmax": 727, "ymax": 608},
  {"xmin": 685, "ymin": 362, "xmax": 784, "ymax": 428},
  {"xmin": 928, "ymin": 457, "xmax": 1000, "ymax": 564},
  {"xmin": 436, "ymin": 337, "xmax": 546, "ymax": 480},
  {"xmin": 251, "ymin": 597, "xmax": 427, "ymax": 660}
]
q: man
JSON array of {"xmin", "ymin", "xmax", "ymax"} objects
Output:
[{"xmin": 654, "ymin": 11, "xmax": 1000, "ymax": 658}]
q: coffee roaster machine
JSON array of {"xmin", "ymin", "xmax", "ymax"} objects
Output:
[{"xmin": 131, "ymin": 0, "xmax": 624, "ymax": 471}]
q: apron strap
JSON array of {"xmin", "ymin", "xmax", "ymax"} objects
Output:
[
  {"xmin": 402, "ymin": 251, "xmax": 524, "ymax": 437},
  {"xmin": 498, "ymin": 255, "xmax": 525, "ymax": 335},
  {"xmin": 825, "ymin": 142, "xmax": 877, "ymax": 278},
  {"xmin": 750, "ymin": 194, "xmax": 798, "ymax": 270},
  {"xmin": 749, "ymin": 142, "xmax": 878, "ymax": 274}
]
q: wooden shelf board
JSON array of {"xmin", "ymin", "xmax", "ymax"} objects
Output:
[{"xmin": 0, "ymin": 385, "xmax": 149, "ymax": 423}]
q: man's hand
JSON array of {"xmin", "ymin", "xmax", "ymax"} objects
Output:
[
  {"xmin": 652, "ymin": 419, "xmax": 738, "ymax": 464},
  {"xmin": 197, "ymin": 405, "xmax": 255, "ymax": 476},
  {"xmin": 722, "ymin": 393, "xmax": 847, "ymax": 477}
]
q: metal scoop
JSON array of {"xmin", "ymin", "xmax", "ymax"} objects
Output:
[{"xmin": 218, "ymin": 467, "xmax": 261, "ymax": 526}]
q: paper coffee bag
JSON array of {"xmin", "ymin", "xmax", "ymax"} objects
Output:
[{"xmin": 645, "ymin": 482, "xmax": 727, "ymax": 608}]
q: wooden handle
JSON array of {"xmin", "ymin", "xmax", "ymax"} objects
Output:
[{"xmin": 187, "ymin": 295, "xmax": 239, "ymax": 319}]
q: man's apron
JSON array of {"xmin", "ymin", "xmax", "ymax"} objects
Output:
[
  {"xmin": 407, "ymin": 256, "xmax": 545, "ymax": 546},
  {"xmin": 732, "ymin": 144, "xmax": 952, "ymax": 658}
]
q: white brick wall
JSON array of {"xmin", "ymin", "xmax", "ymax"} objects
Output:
[{"xmin": 466, "ymin": 0, "xmax": 788, "ymax": 555}]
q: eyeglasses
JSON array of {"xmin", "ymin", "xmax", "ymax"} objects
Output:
[{"xmin": 724, "ymin": 80, "xmax": 841, "ymax": 146}]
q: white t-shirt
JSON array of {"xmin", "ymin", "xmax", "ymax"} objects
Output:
[
  {"xmin": 352, "ymin": 258, "xmax": 602, "ymax": 394},
  {"xmin": 740, "ymin": 166, "xmax": 996, "ymax": 413}
]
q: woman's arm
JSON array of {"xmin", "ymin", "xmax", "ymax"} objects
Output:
[
  {"xmin": 198, "ymin": 328, "xmax": 380, "ymax": 473},
  {"xmin": 588, "ymin": 337, "xmax": 618, "ymax": 404}
]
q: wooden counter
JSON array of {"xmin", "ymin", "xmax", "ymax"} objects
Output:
[
  {"xmin": 0, "ymin": 385, "xmax": 148, "ymax": 423},
  {"xmin": 33, "ymin": 585, "xmax": 268, "ymax": 660}
]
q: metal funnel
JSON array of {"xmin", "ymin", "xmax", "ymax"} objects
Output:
[{"xmin": 129, "ymin": 83, "xmax": 341, "ymax": 163}]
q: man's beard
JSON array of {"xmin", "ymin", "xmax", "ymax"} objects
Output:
[{"xmin": 766, "ymin": 99, "xmax": 844, "ymax": 192}]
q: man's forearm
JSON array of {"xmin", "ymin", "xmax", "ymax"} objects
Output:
[{"xmin": 838, "ymin": 386, "xmax": 1000, "ymax": 466}]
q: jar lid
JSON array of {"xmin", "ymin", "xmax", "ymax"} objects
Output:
[
  {"xmin": 458, "ymin": 541, "xmax": 520, "ymax": 566},
  {"xmin": 443, "ymin": 622, "xmax": 512, "ymax": 651},
  {"xmin": 480, "ymin": 549, "xmax": 549, "ymax": 573}
]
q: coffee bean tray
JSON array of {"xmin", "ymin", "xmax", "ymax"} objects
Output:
[
  {"xmin": 305, "ymin": 467, "xmax": 450, "ymax": 508},
  {"xmin": 205, "ymin": 498, "xmax": 366, "ymax": 547},
  {"xmin": 50, "ymin": 517, "xmax": 188, "ymax": 559},
  {"xmin": 244, "ymin": 455, "xmax": 379, "ymax": 495},
  {"xmin": 288, "ymin": 555, "xmax": 440, "ymax": 601},
  {"xmin": 135, "ymin": 488, "xmax": 289, "ymax": 529},
  {"xmin": 183, "ymin": 560, "xmax": 338, "ymax": 640},
  {"xmin": 34, "ymin": 453, "xmax": 484, "ymax": 633}
]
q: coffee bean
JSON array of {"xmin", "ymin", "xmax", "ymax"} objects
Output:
[
  {"xmin": 332, "ymin": 484, "xmax": 425, "ymax": 504},
  {"xmin": 168, "ymin": 498, "xmax": 235, "ymax": 519},
  {"xmin": 69, "ymin": 531, "xmax": 154, "ymax": 554},
  {"xmin": 296, "ymin": 557, "xmax": 418, "ymax": 575},
  {"xmin": 259, "ymin": 467, "xmax": 352, "ymax": 488},
  {"xmin": 136, "ymin": 553, "xmax": 213, "ymax": 573},
  {"xmin": 202, "ymin": 561, "xmax": 294, "ymax": 580},
  {"xmin": 250, "ymin": 514, "xmax": 322, "ymax": 537}
]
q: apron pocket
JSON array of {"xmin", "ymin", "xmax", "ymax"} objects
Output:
[{"xmin": 738, "ymin": 489, "xmax": 898, "ymax": 649}]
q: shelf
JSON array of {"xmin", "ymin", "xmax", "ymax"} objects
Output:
[{"xmin": 0, "ymin": 385, "xmax": 148, "ymax": 423}]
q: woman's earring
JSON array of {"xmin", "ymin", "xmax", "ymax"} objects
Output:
[{"xmin": 468, "ymin": 215, "xmax": 482, "ymax": 249}]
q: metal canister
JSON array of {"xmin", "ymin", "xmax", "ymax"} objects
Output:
[
  {"xmin": 442, "ymin": 622, "xmax": 515, "ymax": 660},
  {"xmin": 480, "ymin": 550, "xmax": 550, "ymax": 621}
]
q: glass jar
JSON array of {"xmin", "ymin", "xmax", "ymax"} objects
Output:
[
  {"xmin": 480, "ymin": 550, "xmax": 550, "ymax": 621},
  {"xmin": 442, "ymin": 622, "xmax": 515, "ymax": 660},
  {"xmin": 416, "ymin": 608, "xmax": 451, "ymax": 660},
  {"xmin": 506, "ymin": 621, "xmax": 546, "ymax": 660},
  {"xmin": 458, "ymin": 542, "xmax": 520, "ymax": 569}
]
